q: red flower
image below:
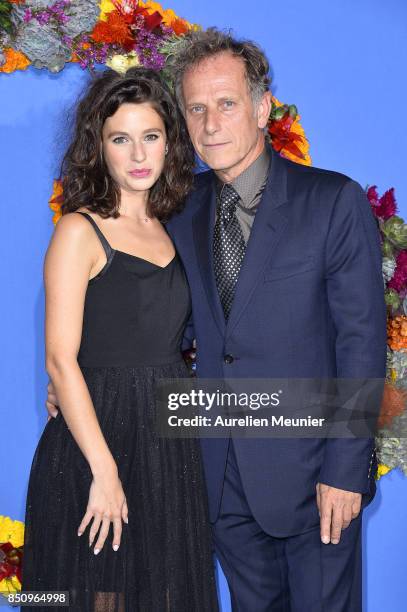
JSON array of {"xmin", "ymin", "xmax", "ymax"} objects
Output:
[
  {"xmin": 367, "ymin": 185, "xmax": 379, "ymax": 207},
  {"xmin": 268, "ymin": 115, "xmax": 306, "ymax": 160},
  {"xmin": 388, "ymin": 250, "xmax": 407, "ymax": 293},
  {"xmin": 368, "ymin": 186, "xmax": 397, "ymax": 220},
  {"xmin": 0, "ymin": 543, "xmax": 23, "ymax": 584},
  {"xmin": 91, "ymin": 11, "xmax": 133, "ymax": 46},
  {"xmin": 377, "ymin": 188, "xmax": 397, "ymax": 220}
]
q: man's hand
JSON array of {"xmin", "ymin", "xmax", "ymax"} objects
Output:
[
  {"xmin": 316, "ymin": 482, "xmax": 361, "ymax": 545},
  {"xmin": 46, "ymin": 381, "xmax": 59, "ymax": 420}
]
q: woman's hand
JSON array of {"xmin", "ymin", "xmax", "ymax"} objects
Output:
[{"xmin": 78, "ymin": 468, "xmax": 129, "ymax": 554}]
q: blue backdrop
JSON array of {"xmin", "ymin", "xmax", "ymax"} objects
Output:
[{"xmin": 1, "ymin": 1, "xmax": 406, "ymax": 610}]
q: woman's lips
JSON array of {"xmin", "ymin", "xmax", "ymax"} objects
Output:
[{"xmin": 129, "ymin": 169, "xmax": 152, "ymax": 178}]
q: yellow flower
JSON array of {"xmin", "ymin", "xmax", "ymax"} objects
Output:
[
  {"xmin": 0, "ymin": 575, "xmax": 21, "ymax": 594},
  {"xmin": 0, "ymin": 516, "xmax": 24, "ymax": 548},
  {"xmin": 99, "ymin": 0, "xmax": 116, "ymax": 21},
  {"xmin": 376, "ymin": 463, "xmax": 392, "ymax": 479},
  {"xmin": 106, "ymin": 52, "xmax": 140, "ymax": 75}
]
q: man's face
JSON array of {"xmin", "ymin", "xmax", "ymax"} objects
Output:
[{"xmin": 182, "ymin": 51, "xmax": 271, "ymax": 182}]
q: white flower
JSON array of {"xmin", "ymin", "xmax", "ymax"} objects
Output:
[{"xmin": 106, "ymin": 52, "xmax": 140, "ymax": 75}]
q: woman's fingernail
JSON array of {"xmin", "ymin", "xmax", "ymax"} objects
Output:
[
  {"xmin": 94, "ymin": 548, "xmax": 100, "ymax": 555},
  {"xmin": 113, "ymin": 545, "xmax": 119, "ymax": 552},
  {"xmin": 77, "ymin": 531, "xmax": 83, "ymax": 536},
  {"xmin": 124, "ymin": 517, "xmax": 128, "ymax": 524}
]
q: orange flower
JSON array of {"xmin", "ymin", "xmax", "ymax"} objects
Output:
[
  {"xmin": 140, "ymin": 1, "xmax": 196, "ymax": 31},
  {"xmin": 387, "ymin": 315, "xmax": 407, "ymax": 351},
  {"xmin": 378, "ymin": 382, "xmax": 407, "ymax": 428},
  {"xmin": 91, "ymin": 10, "xmax": 133, "ymax": 45},
  {"xmin": 49, "ymin": 180, "xmax": 63, "ymax": 225},
  {"xmin": 0, "ymin": 48, "xmax": 30, "ymax": 74},
  {"xmin": 167, "ymin": 17, "xmax": 190, "ymax": 35}
]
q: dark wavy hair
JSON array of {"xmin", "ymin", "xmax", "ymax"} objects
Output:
[{"xmin": 60, "ymin": 67, "xmax": 195, "ymax": 221}]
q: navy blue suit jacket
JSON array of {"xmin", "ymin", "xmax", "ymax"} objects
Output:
[{"xmin": 166, "ymin": 147, "xmax": 387, "ymax": 537}]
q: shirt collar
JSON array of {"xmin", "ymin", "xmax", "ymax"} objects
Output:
[{"xmin": 216, "ymin": 145, "xmax": 271, "ymax": 208}]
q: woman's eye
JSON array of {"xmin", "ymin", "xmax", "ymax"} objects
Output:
[
  {"xmin": 112, "ymin": 136, "xmax": 127, "ymax": 144},
  {"xmin": 144, "ymin": 133, "xmax": 159, "ymax": 141}
]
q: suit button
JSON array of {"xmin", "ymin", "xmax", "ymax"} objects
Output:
[{"xmin": 224, "ymin": 354, "xmax": 234, "ymax": 364}]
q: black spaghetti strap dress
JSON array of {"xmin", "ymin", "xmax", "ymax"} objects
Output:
[{"xmin": 22, "ymin": 212, "xmax": 219, "ymax": 612}]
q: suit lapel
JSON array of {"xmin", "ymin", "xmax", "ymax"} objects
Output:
[
  {"xmin": 192, "ymin": 176, "xmax": 226, "ymax": 337},
  {"xmin": 226, "ymin": 149, "xmax": 289, "ymax": 338}
]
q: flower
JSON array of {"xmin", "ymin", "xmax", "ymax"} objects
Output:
[
  {"xmin": 49, "ymin": 179, "xmax": 63, "ymax": 224},
  {"xmin": 0, "ymin": 516, "xmax": 24, "ymax": 592},
  {"xmin": 12, "ymin": 18, "xmax": 72, "ymax": 71},
  {"xmin": 140, "ymin": 1, "xmax": 196, "ymax": 30},
  {"xmin": 268, "ymin": 97, "xmax": 311, "ymax": 166},
  {"xmin": 382, "ymin": 256, "xmax": 396, "ymax": 284},
  {"xmin": 0, "ymin": 47, "xmax": 30, "ymax": 72},
  {"xmin": 382, "ymin": 216, "xmax": 407, "ymax": 250},
  {"xmin": 106, "ymin": 50, "xmax": 139, "ymax": 73},
  {"xmin": 0, "ymin": 517, "xmax": 24, "ymax": 549},
  {"xmin": 91, "ymin": 10, "xmax": 133, "ymax": 45},
  {"xmin": 378, "ymin": 382, "xmax": 407, "ymax": 428},
  {"xmin": 388, "ymin": 250, "xmax": 407, "ymax": 293},
  {"xmin": 59, "ymin": 0, "xmax": 100, "ymax": 40},
  {"xmin": 99, "ymin": 0, "xmax": 116, "ymax": 20},
  {"xmin": 368, "ymin": 185, "xmax": 397, "ymax": 220},
  {"xmin": 387, "ymin": 316, "xmax": 407, "ymax": 352},
  {"xmin": 135, "ymin": 27, "xmax": 166, "ymax": 70},
  {"xmin": 385, "ymin": 289, "xmax": 401, "ymax": 313},
  {"xmin": 376, "ymin": 463, "xmax": 392, "ymax": 479}
]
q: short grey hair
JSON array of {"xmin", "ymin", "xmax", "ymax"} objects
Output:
[{"xmin": 165, "ymin": 28, "xmax": 271, "ymax": 113}]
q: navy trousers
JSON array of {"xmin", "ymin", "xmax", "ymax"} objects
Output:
[{"xmin": 212, "ymin": 440, "xmax": 363, "ymax": 612}]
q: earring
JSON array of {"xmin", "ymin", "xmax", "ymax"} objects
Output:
[{"xmin": 165, "ymin": 143, "xmax": 169, "ymax": 155}]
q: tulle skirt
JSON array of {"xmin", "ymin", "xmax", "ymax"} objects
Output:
[{"xmin": 22, "ymin": 361, "xmax": 219, "ymax": 611}]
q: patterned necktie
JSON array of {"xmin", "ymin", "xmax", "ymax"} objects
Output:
[{"xmin": 213, "ymin": 183, "xmax": 246, "ymax": 319}]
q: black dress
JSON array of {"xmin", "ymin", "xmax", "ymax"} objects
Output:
[{"xmin": 22, "ymin": 213, "xmax": 219, "ymax": 612}]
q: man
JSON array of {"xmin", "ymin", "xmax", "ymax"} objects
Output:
[{"xmin": 48, "ymin": 29, "xmax": 386, "ymax": 611}]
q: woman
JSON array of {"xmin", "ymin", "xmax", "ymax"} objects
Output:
[{"xmin": 22, "ymin": 67, "xmax": 219, "ymax": 611}]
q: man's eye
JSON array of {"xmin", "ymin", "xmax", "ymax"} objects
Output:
[
  {"xmin": 112, "ymin": 136, "xmax": 127, "ymax": 144},
  {"xmin": 223, "ymin": 100, "xmax": 235, "ymax": 109},
  {"xmin": 144, "ymin": 134, "xmax": 159, "ymax": 141}
]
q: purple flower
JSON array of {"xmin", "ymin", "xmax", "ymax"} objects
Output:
[
  {"xmin": 36, "ymin": 12, "xmax": 51, "ymax": 25},
  {"xmin": 62, "ymin": 34, "xmax": 72, "ymax": 46},
  {"xmin": 23, "ymin": 9, "xmax": 33, "ymax": 23}
]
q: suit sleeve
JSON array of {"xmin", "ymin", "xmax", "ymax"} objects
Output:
[
  {"xmin": 165, "ymin": 220, "xmax": 196, "ymax": 351},
  {"xmin": 181, "ymin": 312, "xmax": 195, "ymax": 351},
  {"xmin": 318, "ymin": 179, "xmax": 387, "ymax": 493}
]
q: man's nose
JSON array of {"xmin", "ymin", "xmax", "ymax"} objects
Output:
[{"xmin": 204, "ymin": 108, "xmax": 220, "ymax": 135}]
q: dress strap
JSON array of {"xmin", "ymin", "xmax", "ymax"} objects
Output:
[{"xmin": 76, "ymin": 212, "xmax": 113, "ymax": 260}]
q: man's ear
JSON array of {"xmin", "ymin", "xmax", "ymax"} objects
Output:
[{"xmin": 257, "ymin": 91, "xmax": 272, "ymax": 129}]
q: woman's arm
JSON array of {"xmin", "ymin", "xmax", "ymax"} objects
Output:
[{"xmin": 44, "ymin": 213, "xmax": 128, "ymax": 553}]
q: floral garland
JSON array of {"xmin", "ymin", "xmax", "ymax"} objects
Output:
[
  {"xmin": 1, "ymin": 0, "xmax": 406, "ymax": 592},
  {"xmin": 367, "ymin": 187, "xmax": 407, "ymax": 476}
]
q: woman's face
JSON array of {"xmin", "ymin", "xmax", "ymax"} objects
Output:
[{"xmin": 102, "ymin": 102, "xmax": 166, "ymax": 198}]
